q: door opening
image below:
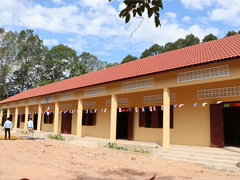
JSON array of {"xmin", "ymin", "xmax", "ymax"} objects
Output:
[
  {"xmin": 116, "ymin": 109, "xmax": 133, "ymax": 140},
  {"xmin": 61, "ymin": 111, "xmax": 72, "ymax": 134},
  {"xmin": 223, "ymin": 105, "xmax": 240, "ymax": 146},
  {"xmin": 117, "ymin": 111, "xmax": 128, "ymax": 139},
  {"xmin": 33, "ymin": 114, "xmax": 38, "ymax": 130}
]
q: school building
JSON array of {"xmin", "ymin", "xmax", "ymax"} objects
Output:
[{"xmin": 0, "ymin": 34, "xmax": 240, "ymax": 148}]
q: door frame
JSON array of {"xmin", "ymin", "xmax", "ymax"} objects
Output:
[{"xmin": 210, "ymin": 101, "xmax": 240, "ymax": 147}]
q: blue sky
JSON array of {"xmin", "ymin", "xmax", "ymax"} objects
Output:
[{"xmin": 0, "ymin": 0, "xmax": 240, "ymax": 64}]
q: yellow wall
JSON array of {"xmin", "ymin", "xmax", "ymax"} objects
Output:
[
  {"xmin": 82, "ymin": 96, "xmax": 111, "ymax": 138},
  {"xmin": 1, "ymin": 59, "xmax": 240, "ymax": 146}
]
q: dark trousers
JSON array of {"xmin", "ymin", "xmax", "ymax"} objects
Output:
[{"xmin": 5, "ymin": 128, "xmax": 11, "ymax": 139}]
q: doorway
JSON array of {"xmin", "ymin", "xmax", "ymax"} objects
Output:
[
  {"xmin": 33, "ymin": 114, "xmax": 38, "ymax": 130},
  {"xmin": 210, "ymin": 102, "xmax": 240, "ymax": 147},
  {"xmin": 116, "ymin": 109, "xmax": 133, "ymax": 140},
  {"xmin": 224, "ymin": 106, "xmax": 240, "ymax": 146},
  {"xmin": 61, "ymin": 111, "xmax": 72, "ymax": 134},
  {"xmin": 17, "ymin": 115, "xmax": 20, "ymax": 128}
]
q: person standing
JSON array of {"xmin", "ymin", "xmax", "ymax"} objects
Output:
[
  {"xmin": 27, "ymin": 117, "xmax": 34, "ymax": 140},
  {"xmin": 3, "ymin": 117, "xmax": 12, "ymax": 140}
]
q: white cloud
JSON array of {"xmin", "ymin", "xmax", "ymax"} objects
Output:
[
  {"xmin": 0, "ymin": 0, "xmax": 225, "ymax": 60},
  {"xmin": 94, "ymin": 51, "xmax": 111, "ymax": 56},
  {"xmin": 165, "ymin": 12, "xmax": 177, "ymax": 19},
  {"xmin": 180, "ymin": 0, "xmax": 240, "ymax": 26},
  {"xmin": 180, "ymin": 0, "xmax": 213, "ymax": 10},
  {"xmin": 208, "ymin": 0, "xmax": 240, "ymax": 26},
  {"xmin": 52, "ymin": 0, "xmax": 65, "ymax": 5},
  {"xmin": 43, "ymin": 39, "xmax": 59, "ymax": 46},
  {"xmin": 182, "ymin": 16, "xmax": 191, "ymax": 22}
]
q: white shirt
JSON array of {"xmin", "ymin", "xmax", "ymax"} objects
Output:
[
  {"xmin": 27, "ymin": 120, "xmax": 34, "ymax": 128},
  {"xmin": 4, "ymin": 120, "xmax": 12, "ymax": 129}
]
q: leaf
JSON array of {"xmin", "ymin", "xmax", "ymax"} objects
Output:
[
  {"xmin": 148, "ymin": 8, "xmax": 153, "ymax": 18},
  {"xmin": 137, "ymin": 8, "xmax": 142, "ymax": 16},
  {"xmin": 125, "ymin": 14, "xmax": 131, "ymax": 23},
  {"xmin": 119, "ymin": 9, "xmax": 126, "ymax": 18},
  {"xmin": 154, "ymin": 16, "xmax": 161, "ymax": 28},
  {"xmin": 133, "ymin": 9, "xmax": 137, "ymax": 17}
]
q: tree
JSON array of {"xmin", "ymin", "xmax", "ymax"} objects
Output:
[
  {"xmin": 164, "ymin": 42, "xmax": 178, "ymax": 52},
  {"xmin": 109, "ymin": 0, "xmax": 163, "ymax": 28},
  {"xmin": 0, "ymin": 28, "xmax": 18, "ymax": 100},
  {"xmin": 181, "ymin": 34, "xmax": 200, "ymax": 47},
  {"xmin": 121, "ymin": 54, "xmax": 138, "ymax": 64},
  {"xmin": 140, "ymin": 44, "xmax": 164, "ymax": 58},
  {"xmin": 202, "ymin": 33, "xmax": 218, "ymax": 42},
  {"xmin": 79, "ymin": 52, "xmax": 107, "ymax": 73},
  {"xmin": 225, "ymin": 31, "xmax": 237, "ymax": 37},
  {"xmin": 42, "ymin": 44, "xmax": 80, "ymax": 84},
  {"xmin": 106, "ymin": 61, "xmax": 119, "ymax": 68},
  {"xmin": 13, "ymin": 30, "xmax": 47, "ymax": 92}
]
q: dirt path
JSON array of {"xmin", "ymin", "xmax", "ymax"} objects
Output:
[{"xmin": 0, "ymin": 132, "xmax": 240, "ymax": 180}]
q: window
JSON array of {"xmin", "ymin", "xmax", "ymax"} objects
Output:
[
  {"xmin": 44, "ymin": 113, "xmax": 53, "ymax": 124},
  {"xmin": 139, "ymin": 106, "xmax": 173, "ymax": 128},
  {"xmin": 21, "ymin": 114, "xmax": 25, "ymax": 122},
  {"xmin": 122, "ymin": 78, "xmax": 154, "ymax": 90},
  {"xmin": 82, "ymin": 110, "xmax": 96, "ymax": 126}
]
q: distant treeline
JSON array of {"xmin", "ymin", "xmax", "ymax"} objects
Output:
[{"xmin": 0, "ymin": 27, "xmax": 239, "ymax": 101}]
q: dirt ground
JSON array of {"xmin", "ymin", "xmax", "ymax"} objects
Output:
[{"xmin": 0, "ymin": 132, "xmax": 240, "ymax": 180}]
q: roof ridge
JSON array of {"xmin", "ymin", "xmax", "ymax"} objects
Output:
[{"xmin": 1, "ymin": 34, "xmax": 240, "ymax": 104}]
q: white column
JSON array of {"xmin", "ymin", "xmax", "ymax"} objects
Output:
[
  {"xmin": 110, "ymin": 94, "xmax": 117, "ymax": 142},
  {"xmin": 14, "ymin": 107, "xmax": 19, "ymax": 129},
  {"xmin": 24, "ymin": 106, "xmax": 29, "ymax": 130},
  {"xmin": 53, "ymin": 102, "xmax": 59, "ymax": 134},
  {"xmin": 0, "ymin": 109, "xmax": 3, "ymax": 127},
  {"xmin": 7, "ymin": 108, "xmax": 10, "ymax": 118},
  {"xmin": 76, "ymin": 99, "xmax": 83, "ymax": 138},
  {"xmin": 37, "ymin": 104, "xmax": 42, "ymax": 132},
  {"xmin": 163, "ymin": 87, "xmax": 170, "ymax": 148}
]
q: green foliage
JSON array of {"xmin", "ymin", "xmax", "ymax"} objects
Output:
[
  {"xmin": 140, "ymin": 44, "xmax": 164, "ymax": 58},
  {"xmin": 133, "ymin": 146, "xmax": 150, "ymax": 154},
  {"xmin": 109, "ymin": 0, "xmax": 163, "ymax": 28},
  {"xmin": 79, "ymin": 52, "xmax": 107, "ymax": 73},
  {"xmin": 121, "ymin": 54, "xmax": 138, "ymax": 64},
  {"xmin": 43, "ymin": 44, "xmax": 80, "ymax": 83},
  {"xmin": 105, "ymin": 61, "xmax": 119, "ymax": 68},
  {"xmin": 225, "ymin": 30, "xmax": 237, "ymax": 37},
  {"xmin": 48, "ymin": 133, "xmax": 65, "ymax": 141},
  {"xmin": 141, "ymin": 33, "xmax": 200, "ymax": 58},
  {"xmin": 20, "ymin": 130, "xmax": 28, "ymax": 134},
  {"xmin": 105, "ymin": 142, "xmax": 128, "ymax": 151},
  {"xmin": 13, "ymin": 29, "xmax": 47, "ymax": 92},
  {"xmin": 0, "ymin": 29, "xmax": 18, "ymax": 100},
  {"xmin": 202, "ymin": 33, "xmax": 218, "ymax": 42}
]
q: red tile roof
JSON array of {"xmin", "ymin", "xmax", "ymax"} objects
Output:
[{"xmin": 1, "ymin": 34, "xmax": 240, "ymax": 104}]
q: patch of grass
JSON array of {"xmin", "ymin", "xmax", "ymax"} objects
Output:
[
  {"xmin": 44, "ymin": 144, "xmax": 53, "ymax": 147},
  {"xmin": 105, "ymin": 142, "xmax": 128, "ymax": 151},
  {"xmin": 20, "ymin": 130, "xmax": 28, "ymax": 134},
  {"xmin": 133, "ymin": 146, "xmax": 150, "ymax": 154},
  {"xmin": 48, "ymin": 133, "xmax": 65, "ymax": 141}
]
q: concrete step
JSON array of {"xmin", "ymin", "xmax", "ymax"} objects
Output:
[
  {"xmin": 163, "ymin": 156, "xmax": 240, "ymax": 172},
  {"xmin": 159, "ymin": 152, "xmax": 239, "ymax": 166},
  {"xmin": 160, "ymin": 146, "xmax": 240, "ymax": 157},
  {"xmin": 158, "ymin": 149, "xmax": 240, "ymax": 162},
  {"xmin": 70, "ymin": 139, "xmax": 99, "ymax": 148},
  {"xmin": 157, "ymin": 147, "xmax": 240, "ymax": 171}
]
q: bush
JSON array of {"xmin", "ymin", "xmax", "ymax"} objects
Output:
[
  {"xmin": 48, "ymin": 133, "xmax": 65, "ymax": 141},
  {"xmin": 133, "ymin": 146, "xmax": 150, "ymax": 154},
  {"xmin": 21, "ymin": 130, "xmax": 28, "ymax": 134},
  {"xmin": 105, "ymin": 142, "xmax": 128, "ymax": 151}
]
